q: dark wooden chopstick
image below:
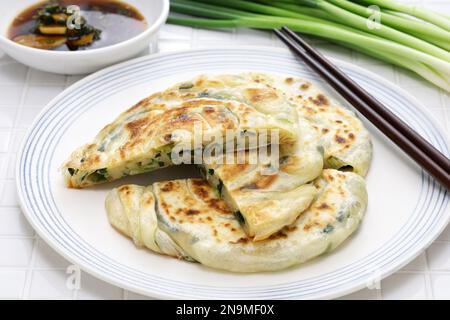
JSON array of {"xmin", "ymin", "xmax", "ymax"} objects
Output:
[
  {"xmin": 274, "ymin": 27, "xmax": 450, "ymax": 190},
  {"xmin": 280, "ymin": 27, "xmax": 450, "ymax": 173}
]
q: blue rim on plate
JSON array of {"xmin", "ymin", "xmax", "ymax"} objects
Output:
[{"xmin": 16, "ymin": 48, "xmax": 449, "ymax": 299}]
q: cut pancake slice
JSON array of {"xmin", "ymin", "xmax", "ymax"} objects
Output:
[
  {"xmin": 62, "ymin": 95, "xmax": 297, "ymax": 188},
  {"xmin": 127, "ymin": 73, "xmax": 300, "ymax": 143},
  {"xmin": 199, "ymin": 116, "xmax": 323, "ymax": 240},
  {"xmin": 106, "ymin": 169, "xmax": 368, "ymax": 272},
  {"xmin": 105, "ymin": 184, "xmax": 192, "ymax": 260},
  {"xmin": 246, "ymin": 73, "xmax": 372, "ymax": 176}
]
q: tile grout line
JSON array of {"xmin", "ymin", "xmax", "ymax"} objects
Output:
[
  {"xmin": 384, "ymin": 62, "xmax": 398, "ymax": 301},
  {"xmin": 423, "ymin": 250, "xmax": 435, "ymax": 299},
  {"xmin": 11, "ymin": 68, "xmax": 31, "ymax": 133},
  {"xmin": 190, "ymin": 27, "xmax": 198, "ymax": 49},
  {"xmin": 21, "ymin": 236, "xmax": 39, "ymax": 300},
  {"xmin": 16, "ymin": 67, "xmax": 34, "ymax": 300},
  {"xmin": 376, "ymin": 286, "xmax": 383, "ymax": 300}
]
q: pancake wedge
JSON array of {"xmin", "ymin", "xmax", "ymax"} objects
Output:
[
  {"xmin": 62, "ymin": 73, "xmax": 300, "ymax": 188},
  {"xmin": 105, "ymin": 184, "xmax": 192, "ymax": 260},
  {"xmin": 199, "ymin": 116, "xmax": 323, "ymax": 240},
  {"xmin": 106, "ymin": 169, "xmax": 368, "ymax": 272},
  {"xmin": 246, "ymin": 73, "xmax": 372, "ymax": 176},
  {"xmin": 130, "ymin": 73, "xmax": 299, "ymax": 139}
]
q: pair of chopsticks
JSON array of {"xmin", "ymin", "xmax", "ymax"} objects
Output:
[{"xmin": 274, "ymin": 27, "xmax": 450, "ymax": 190}]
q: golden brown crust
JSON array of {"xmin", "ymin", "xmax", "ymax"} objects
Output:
[{"xmin": 63, "ymin": 73, "xmax": 300, "ymax": 188}]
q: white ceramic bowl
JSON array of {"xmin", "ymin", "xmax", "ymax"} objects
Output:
[{"xmin": 0, "ymin": 0, "xmax": 169, "ymax": 74}]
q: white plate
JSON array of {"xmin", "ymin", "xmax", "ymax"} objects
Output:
[{"xmin": 16, "ymin": 47, "xmax": 450, "ymax": 299}]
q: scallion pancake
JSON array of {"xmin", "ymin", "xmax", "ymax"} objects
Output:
[
  {"xmin": 106, "ymin": 169, "xmax": 367, "ymax": 272},
  {"xmin": 62, "ymin": 73, "xmax": 300, "ymax": 188}
]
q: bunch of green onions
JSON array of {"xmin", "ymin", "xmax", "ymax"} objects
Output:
[{"xmin": 168, "ymin": 0, "xmax": 450, "ymax": 92}]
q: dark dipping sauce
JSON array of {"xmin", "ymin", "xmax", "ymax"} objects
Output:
[{"xmin": 8, "ymin": 0, "xmax": 147, "ymax": 51}]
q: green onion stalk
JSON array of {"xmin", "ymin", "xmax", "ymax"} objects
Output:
[
  {"xmin": 257, "ymin": 0, "xmax": 450, "ymax": 51},
  {"xmin": 354, "ymin": 0, "xmax": 450, "ymax": 32},
  {"xmin": 200, "ymin": 0, "xmax": 450, "ymax": 62},
  {"xmin": 169, "ymin": 0, "xmax": 450, "ymax": 92}
]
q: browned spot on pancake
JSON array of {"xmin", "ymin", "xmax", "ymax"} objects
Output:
[
  {"xmin": 310, "ymin": 94, "xmax": 329, "ymax": 106},
  {"xmin": 206, "ymin": 216, "xmax": 212, "ymax": 222},
  {"xmin": 193, "ymin": 185, "xmax": 208, "ymax": 199},
  {"xmin": 163, "ymin": 133, "xmax": 172, "ymax": 142},
  {"xmin": 231, "ymin": 228, "xmax": 236, "ymax": 232},
  {"xmin": 195, "ymin": 79, "xmax": 204, "ymax": 87},
  {"xmin": 348, "ymin": 133, "xmax": 355, "ymax": 140},
  {"xmin": 242, "ymin": 174, "xmax": 277, "ymax": 190},
  {"xmin": 206, "ymin": 80, "xmax": 222, "ymax": 87},
  {"xmin": 322, "ymin": 128, "xmax": 329, "ymax": 134},
  {"xmin": 163, "ymin": 91, "xmax": 177, "ymax": 98},
  {"xmin": 213, "ymin": 229, "xmax": 218, "ymax": 237},
  {"xmin": 286, "ymin": 225, "xmax": 297, "ymax": 232},
  {"xmin": 118, "ymin": 185, "xmax": 130, "ymax": 192},
  {"xmin": 207, "ymin": 199, "xmax": 231, "ymax": 215},
  {"xmin": 285, "ymin": 77, "xmax": 294, "ymax": 84},
  {"xmin": 318, "ymin": 203, "xmax": 330, "ymax": 210},
  {"xmin": 190, "ymin": 179, "xmax": 213, "ymax": 200},
  {"xmin": 268, "ymin": 231, "xmax": 288, "ymax": 240},
  {"xmin": 245, "ymin": 88, "xmax": 278, "ymax": 103},
  {"xmin": 126, "ymin": 118, "xmax": 150, "ymax": 139},
  {"xmin": 220, "ymin": 163, "xmax": 248, "ymax": 180},
  {"xmin": 300, "ymin": 82, "xmax": 311, "ymax": 90},
  {"xmin": 160, "ymin": 200, "xmax": 171, "ymax": 212},
  {"xmin": 182, "ymin": 92, "xmax": 196, "ymax": 99},
  {"xmin": 335, "ymin": 135, "xmax": 346, "ymax": 144},
  {"xmin": 224, "ymin": 223, "xmax": 230, "ymax": 227},
  {"xmin": 182, "ymin": 99, "xmax": 220, "ymax": 108},
  {"xmin": 303, "ymin": 224, "xmax": 311, "ymax": 231},
  {"xmin": 118, "ymin": 147, "xmax": 126, "ymax": 160},
  {"xmin": 192, "ymin": 179, "xmax": 209, "ymax": 187},
  {"xmin": 92, "ymin": 154, "xmax": 100, "ymax": 163},
  {"xmin": 160, "ymin": 181, "xmax": 175, "ymax": 192},
  {"xmin": 304, "ymin": 106, "xmax": 314, "ymax": 114},
  {"xmin": 126, "ymin": 93, "xmax": 160, "ymax": 113},
  {"xmin": 203, "ymin": 106, "xmax": 215, "ymax": 114},
  {"xmin": 230, "ymin": 237, "xmax": 249, "ymax": 244},
  {"xmin": 186, "ymin": 209, "xmax": 200, "ymax": 215},
  {"xmin": 335, "ymin": 120, "xmax": 343, "ymax": 124}
]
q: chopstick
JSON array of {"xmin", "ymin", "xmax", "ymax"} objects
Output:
[
  {"xmin": 274, "ymin": 27, "xmax": 450, "ymax": 190},
  {"xmin": 279, "ymin": 27, "xmax": 450, "ymax": 173}
]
